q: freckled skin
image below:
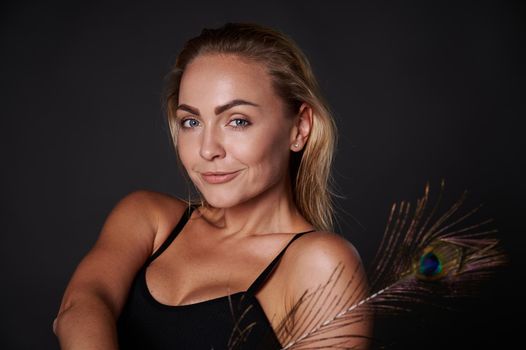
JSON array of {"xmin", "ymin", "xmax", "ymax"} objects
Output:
[{"xmin": 176, "ymin": 54, "xmax": 295, "ymax": 209}]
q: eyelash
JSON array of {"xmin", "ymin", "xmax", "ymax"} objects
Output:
[
  {"xmin": 179, "ymin": 117, "xmax": 252, "ymax": 130},
  {"xmin": 229, "ymin": 118, "xmax": 251, "ymax": 129},
  {"xmin": 180, "ymin": 118, "xmax": 199, "ymax": 129}
]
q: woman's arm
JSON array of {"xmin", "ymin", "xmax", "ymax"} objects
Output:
[
  {"xmin": 53, "ymin": 190, "xmax": 166, "ymax": 349},
  {"xmin": 278, "ymin": 232, "xmax": 374, "ymax": 350}
]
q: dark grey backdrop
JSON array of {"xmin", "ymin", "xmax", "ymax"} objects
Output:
[{"xmin": 1, "ymin": 0, "xmax": 524, "ymax": 349}]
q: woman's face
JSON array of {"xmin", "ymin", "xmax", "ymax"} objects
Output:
[{"xmin": 175, "ymin": 54, "xmax": 296, "ymax": 208}]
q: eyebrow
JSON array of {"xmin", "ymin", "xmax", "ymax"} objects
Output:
[{"xmin": 175, "ymin": 99, "xmax": 260, "ymax": 116}]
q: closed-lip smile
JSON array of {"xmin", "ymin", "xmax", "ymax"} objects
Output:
[{"xmin": 200, "ymin": 170, "xmax": 242, "ymax": 184}]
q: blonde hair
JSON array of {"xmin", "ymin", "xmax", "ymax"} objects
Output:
[{"xmin": 164, "ymin": 22, "xmax": 338, "ymax": 232}]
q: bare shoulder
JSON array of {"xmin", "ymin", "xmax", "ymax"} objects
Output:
[
  {"xmin": 124, "ymin": 190, "xmax": 191, "ymax": 248},
  {"xmin": 118, "ymin": 189, "xmax": 188, "ymax": 227},
  {"xmin": 120, "ymin": 189, "xmax": 187, "ymax": 217},
  {"xmin": 280, "ymin": 231, "xmax": 367, "ymax": 297},
  {"xmin": 286, "ymin": 231, "xmax": 363, "ymax": 271},
  {"xmin": 273, "ymin": 234, "xmax": 373, "ymax": 348}
]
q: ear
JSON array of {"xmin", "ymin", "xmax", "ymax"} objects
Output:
[{"xmin": 290, "ymin": 102, "xmax": 313, "ymax": 152}]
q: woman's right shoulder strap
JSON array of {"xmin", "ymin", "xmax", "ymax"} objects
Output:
[{"xmin": 146, "ymin": 204, "xmax": 196, "ymax": 264}]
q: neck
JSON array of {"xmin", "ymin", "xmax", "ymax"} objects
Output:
[{"xmin": 198, "ymin": 176, "xmax": 312, "ymax": 237}]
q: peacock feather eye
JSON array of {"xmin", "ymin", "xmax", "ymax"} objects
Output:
[
  {"xmin": 414, "ymin": 242, "xmax": 462, "ymax": 281},
  {"xmin": 419, "ymin": 251, "xmax": 442, "ymax": 277}
]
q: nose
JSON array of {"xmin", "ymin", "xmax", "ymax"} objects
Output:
[{"xmin": 199, "ymin": 124, "xmax": 226, "ymax": 161}]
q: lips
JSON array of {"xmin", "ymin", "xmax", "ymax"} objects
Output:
[{"xmin": 200, "ymin": 170, "xmax": 242, "ymax": 184}]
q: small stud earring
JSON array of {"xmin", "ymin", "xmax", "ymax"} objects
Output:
[{"xmin": 293, "ymin": 143, "xmax": 299, "ymax": 148}]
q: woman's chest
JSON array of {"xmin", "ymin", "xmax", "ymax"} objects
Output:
[{"xmin": 144, "ymin": 231, "xmax": 293, "ymax": 324}]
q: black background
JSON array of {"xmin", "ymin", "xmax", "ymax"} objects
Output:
[{"xmin": 1, "ymin": 0, "xmax": 524, "ymax": 349}]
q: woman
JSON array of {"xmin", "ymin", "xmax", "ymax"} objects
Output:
[{"xmin": 54, "ymin": 22, "xmax": 373, "ymax": 349}]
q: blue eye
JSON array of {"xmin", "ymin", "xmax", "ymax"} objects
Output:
[
  {"xmin": 229, "ymin": 118, "xmax": 251, "ymax": 129},
  {"xmin": 181, "ymin": 118, "xmax": 200, "ymax": 128}
]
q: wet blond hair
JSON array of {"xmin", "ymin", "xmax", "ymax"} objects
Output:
[{"xmin": 164, "ymin": 22, "xmax": 338, "ymax": 232}]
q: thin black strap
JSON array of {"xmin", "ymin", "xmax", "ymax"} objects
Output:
[
  {"xmin": 247, "ymin": 229, "xmax": 316, "ymax": 294},
  {"xmin": 146, "ymin": 204, "xmax": 196, "ymax": 264}
]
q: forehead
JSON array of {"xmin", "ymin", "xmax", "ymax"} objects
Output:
[{"xmin": 179, "ymin": 54, "xmax": 279, "ymax": 107}]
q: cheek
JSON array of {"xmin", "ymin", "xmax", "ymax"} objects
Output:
[
  {"xmin": 176, "ymin": 134, "xmax": 199, "ymax": 170},
  {"xmin": 232, "ymin": 125, "xmax": 290, "ymax": 175}
]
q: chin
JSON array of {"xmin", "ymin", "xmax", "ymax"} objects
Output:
[{"xmin": 200, "ymin": 190, "xmax": 248, "ymax": 209}]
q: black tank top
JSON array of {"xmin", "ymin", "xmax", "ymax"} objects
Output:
[{"xmin": 117, "ymin": 205, "xmax": 315, "ymax": 350}]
